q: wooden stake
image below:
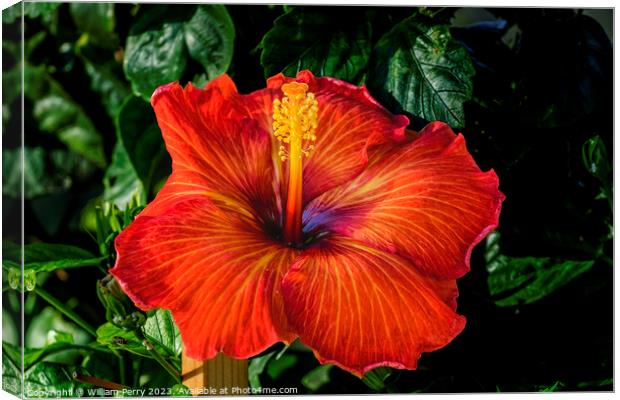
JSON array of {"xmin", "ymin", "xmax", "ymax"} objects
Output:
[{"xmin": 182, "ymin": 353, "xmax": 248, "ymax": 396}]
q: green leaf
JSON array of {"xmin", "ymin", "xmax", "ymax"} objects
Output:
[
  {"xmin": 583, "ymin": 135, "xmax": 609, "ymax": 180},
  {"xmin": 25, "ymin": 65, "xmax": 106, "ymax": 168},
  {"xmin": 115, "ymin": 96, "xmax": 165, "ymax": 185},
  {"xmin": 362, "ymin": 367, "xmax": 393, "ymax": 392},
  {"xmin": 537, "ymin": 381, "xmax": 564, "ymax": 392},
  {"xmin": 80, "ymin": 57, "xmax": 131, "ymax": 119},
  {"xmin": 577, "ymin": 378, "xmax": 613, "ymax": 389},
  {"xmin": 582, "ymin": 135, "xmax": 612, "ymax": 208},
  {"xmin": 45, "ymin": 330, "xmax": 74, "ymax": 346},
  {"xmin": 24, "ymin": 342, "xmax": 107, "ymax": 371},
  {"xmin": 369, "ymin": 15, "xmax": 475, "ymax": 127},
  {"xmin": 96, "ymin": 322, "xmax": 151, "ymax": 358},
  {"xmin": 25, "ymin": 307, "xmax": 92, "ymax": 349},
  {"xmin": 3, "ymin": 241, "xmax": 103, "ymax": 273},
  {"xmin": 124, "ymin": 5, "xmax": 235, "ymax": 101},
  {"xmin": 24, "ymin": 362, "xmax": 93, "ymax": 397},
  {"xmin": 103, "ymin": 142, "xmax": 145, "ymax": 210},
  {"xmin": 248, "ymin": 350, "xmax": 277, "ymax": 390},
  {"xmin": 2, "ymin": 310, "xmax": 19, "ymax": 346},
  {"xmin": 266, "ymin": 353, "xmax": 297, "ymax": 380},
  {"xmin": 56, "ymin": 126, "xmax": 106, "ymax": 168},
  {"xmin": 487, "ymin": 255, "xmax": 595, "ymax": 306},
  {"xmin": 302, "ymin": 364, "xmax": 333, "ymax": 392},
  {"xmin": 33, "ymin": 95, "xmax": 78, "ymax": 133},
  {"xmin": 2, "ymin": 2, "xmax": 61, "ymax": 24},
  {"xmin": 96, "ymin": 309, "xmax": 180, "ymax": 360},
  {"xmin": 260, "ymin": 7, "xmax": 372, "ymax": 82},
  {"xmin": 171, "ymin": 383, "xmax": 191, "ymax": 396},
  {"xmin": 3, "ymin": 148, "xmax": 64, "ymax": 199},
  {"xmin": 103, "ymin": 95, "xmax": 165, "ymax": 209},
  {"xmin": 124, "ymin": 6, "xmax": 189, "ymax": 101},
  {"xmin": 70, "ymin": 3, "xmax": 117, "ymax": 48},
  {"xmin": 183, "ymin": 5, "xmax": 235, "ymax": 79},
  {"xmin": 3, "ymin": 148, "xmax": 95, "ymax": 215},
  {"xmin": 2, "ymin": 345, "xmax": 22, "ymax": 396},
  {"xmin": 143, "ymin": 309, "xmax": 181, "ymax": 358}
]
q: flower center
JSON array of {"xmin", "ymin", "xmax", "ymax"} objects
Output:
[{"xmin": 272, "ymin": 82, "xmax": 318, "ymax": 244}]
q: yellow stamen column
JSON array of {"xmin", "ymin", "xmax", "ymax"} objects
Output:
[{"xmin": 272, "ymin": 82, "xmax": 318, "ymax": 244}]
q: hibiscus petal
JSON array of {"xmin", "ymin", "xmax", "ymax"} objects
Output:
[
  {"xmin": 145, "ymin": 77, "xmax": 278, "ymax": 226},
  {"xmin": 111, "ymin": 198, "xmax": 297, "ymax": 359},
  {"xmin": 281, "ymin": 235, "xmax": 465, "ymax": 376},
  {"xmin": 303, "ymin": 121, "xmax": 505, "ymax": 279},
  {"xmin": 242, "ymin": 70, "xmax": 410, "ymax": 205}
]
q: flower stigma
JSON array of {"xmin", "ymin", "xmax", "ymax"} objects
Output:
[{"xmin": 272, "ymin": 82, "xmax": 318, "ymax": 245}]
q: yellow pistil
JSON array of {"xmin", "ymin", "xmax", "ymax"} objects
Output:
[{"xmin": 272, "ymin": 82, "xmax": 318, "ymax": 244}]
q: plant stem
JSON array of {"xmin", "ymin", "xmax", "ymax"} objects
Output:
[
  {"xmin": 135, "ymin": 330, "xmax": 180, "ymax": 383},
  {"xmin": 33, "ymin": 286, "xmax": 97, "ymax": 337},
  {"xmin": 114, "ymin": 350, "xmax": 126, "ymax": 386},
  {"xmin": 148, "ymin": 343, "xmax": 181, "ymax": 383}
]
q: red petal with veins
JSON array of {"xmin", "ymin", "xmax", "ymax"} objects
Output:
[
  {"xmin": 144, "ymin": 77, "xmax": 277, "ymax": 226},
  {"xmin": 111, "ymin": 198, "xmax": 297, "ymax": 359},
  {"xmin": 243, "ymin": 70, "xmax": 410, "ymax": 205},
  {"xmin": 303, "ymin": 121, "xmax": 505, "ymax": 280},
  {"xmin": 281, "ymin": 235, "xmax": 465, "ymax": 376}
]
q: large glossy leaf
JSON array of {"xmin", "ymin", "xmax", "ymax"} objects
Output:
[
  {"xmin": 69, "ymin": 3, "xmax": 116, "ymax": 48},
  {"xmin": 582, "ymin": 135, "xmax": 612, "ymax": 208},
  {"xmin": 248, "ymin": 350, "xmax": 276, "ymax": 390},
  {"xmin": 266, "ymin": 354, "xmax": 297, "ymax": 380},
  {"xmin": 96, "ymin": 323, "xmax": 151, "ymax": 358},
  {"xmin": 143, "ymin": 309, "xmax": 181, "ymax": 358},
  {"xmin": 115, "ymin": 96, "xmax": 165, "ymax": 185},
  {"xmin": 4, "ymin": 342, "xmax": 95, "ymax": 396},
  {"xmin": 103, "ymin": 142, "xmax": 145, "ymax": 210},
  {"xmin": 21, "ymin": 342, "xmax": 107, "ymax": 371},
  {"xmin": 103, "ymin": 95, "xmax": 166, "ymax": 209},
  {"xmin": 2, "ymin": 2, "xmax": 60, "ymax": 24},
  {"xmin": 369, "ymin": 15, "xmax": 474, "ymax": 127},
  {"xmin": 81, "ymin": 58, "xmax": 131, "ymax": 119},
  {"xmin": 3, "ymin": 241, "xmax": 102, "ymax": 274},
  {"xmin": 486, "ymin": 243, "xmax": 595, "ymax": 306},
  {"xmin": 2, "ymin": 147, "xmax": 93, "ymax": 199},
  {"xmin": 487, "ymin": 256, "xmax": 595, "ymax": 306},
  {"xmin": 96, "ymin": 309, "xmax": 180, "ymax": 360},
  {"xmin": 24, "ymin": 362, "xmax": 93, "ymax": 397},
  {"xmin": 362, "ymin": 367, "xmax": 394, "ymax": 392},
  {"xmin": 124, "ymin": 5, "xmax": 235, "ymax": 101},
  {"xmin": 260, "ymin": 7, "xmax": 372, "ymax": 83},
  {"xmin": 25, "ymin": 65, "xmax": 106, "ymax": 168},
  {"xmin": 2, "ymin": 346, "xmax": 22, "ymax": 397},
  {"xmin": 25, "ymin": 307, "xmax": 92, "ymax": 350},
  {"xmin": 124, "ymin": 6, "xmax": 189, "ymax": 101},
  {"xmin": 302, "ymin": 364, "xmax": 333, "ymax": 392},
  {"xmin": 183, "ymin": 5, "xmax": 235, "ymax": 79}
]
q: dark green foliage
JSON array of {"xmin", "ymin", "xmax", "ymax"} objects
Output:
[
  {"xmin": 3, "ymin": 241, "xmax": 104, "ymax": 273},
  {"xmin": 25, "ymin": 65, "xmax": 106, "ymax": 168},
  {"xmin": 70, "ymin": 3, "xmax": 117, "ymax": 49},
  {"xmin": 260, "ymin": 7, "xmax": 372, "ymax": 83},
  {"xmin": 369, "ymin": 14, "xmax": 474, "ymax": 127},
  {"xmin": 487, "ymin": 255, "xmax": 595, "ymax": 306},
  {"xmin": 124, "ymin": 5, "xmax": 234, "ymax": 101},
  {"xmin": 3, "ymin": 2, "xmax": 61, "ymax": 24},
  {"xmin": 302, "ymin": 364, "xmax": 333, "ymax": 392},
  {"xmin": 103, "ymin": 95, "xmax": 166, "ymax": 209},
  {"xmin": 2, "ymin": 4, "xmax": 612, "ymax": 395}
]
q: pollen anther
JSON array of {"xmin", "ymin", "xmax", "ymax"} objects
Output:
[{"xmin": 272, "ymin": 82, "xmax": 318, "ymax": 161}]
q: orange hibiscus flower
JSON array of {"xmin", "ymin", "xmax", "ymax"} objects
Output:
[{"xmin": 110, "ymin": 70, "xmax": 504, "ymax": 376}]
